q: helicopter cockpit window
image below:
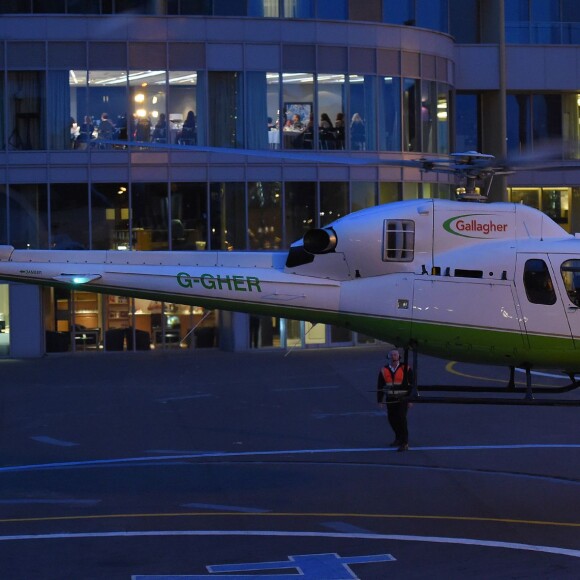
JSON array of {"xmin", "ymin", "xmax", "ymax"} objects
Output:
[
  {"xmin": 560, "ymin": 260, "xmax": 580, "ymax": 306},
  {"xmin": 383, "ymin": 220, "xmax": 415, "ymax": 262},
  {"xmin": 523, "ymin": 259, "xmax": 557, "ymax": 306}
]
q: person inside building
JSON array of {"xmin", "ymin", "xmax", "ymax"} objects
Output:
[
  {"xmin": 178, "ymin": 110, "xmax": 197, "ymax": 145},
  {"xmin": 377, "ymin": 348, "xmax": 413, "ymax": 452}
]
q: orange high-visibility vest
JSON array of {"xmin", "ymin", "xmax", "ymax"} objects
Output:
[{"xmin": 382, "ymin": 364, "xmax": 410, "ymax": 398}]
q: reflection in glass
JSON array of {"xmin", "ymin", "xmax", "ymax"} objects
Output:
[
  {"xmin": 379, "ymin": 76, "xmax": 401, "ymax": 151},
  {"xmin": 455, "ymin": 93, "xmax": 480, "ymax": 153},
  {"xmin": 169, "ymin": 70, "xmax": 200, "ymax": 146},
  {"xmin": 403, "ymin": 78, "xmax": 420, "ymax": 152},
  {"xmin": 209, "ymin": 72, "xmax": 244, "ymax": 148},
  {"xmin": 317, "ymin": 74, "xmax": 345, "ymax": 151},
  {"xmin": 248, "ymin": 182, "xmax": 282, "ymax": 250},
  {"xmin": 507, "ymin": 94, "xmax": 531, "ymax": 154},
  {"xmin": 282, "ymin": 73, "xmax": 314, "ymax": 150},
  {"xmin": 320, "ymin": 182, "xmax": 348, "ymax": 227},
  {"xmin": 210, "ymin": 182, "xmax": 246, "ymax": 250},
  {"xmin": 351, "ymin": 182, "xmax": 376, "ymax": 212},
  {"xmin": 132, "ymin": 183, "xmax": 169, "ymax": 251},
  {"xmin": 8, "ymin": 184, "xmax": 48, "ymax": 249},
  {"xmin": 421, "ymin": 81, "xmax": 437, "ymax": 153},
  {"xmin": 129, "ymin": 70, "xmax": 166, "ymax": 143},
  {"xmin": 284, "ymin": 0, "xmax": 313, "ymax": 18},
  {"xmin": 86, "ymin": 70, "xmax": 128, "ymax": 146},
  {"xmin": 285, "ymin": 182, "xmax": 315, "ymax": 245},
  {"xmin": 349, "ymin": 75, "xmax": 377, "ymax": 151},
  {"xmin": 51, "ymin": 183, "xmax": 89, "ymax": 249},
  {"xmin": 248, "ymin": 0, "xmax": 280, "ymax": 17},
  {"xmin": 437, "ymin": 84, "xmax": 450, "ymax": 154},
  {"xmin": 170, "ymin": 182, "xmax": 208, "ymax": 250},
  {"xmin": 91, "ymin": 183, "xmax": 130, "ymax": 250}
]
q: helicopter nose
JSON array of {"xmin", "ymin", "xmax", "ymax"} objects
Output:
[{"xmin": 303, "ymin": 227, "xmax": 337, "ymax": 254}]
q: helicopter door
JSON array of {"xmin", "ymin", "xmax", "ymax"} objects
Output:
[
  {"xmin": 549, "ymin": 257, "xmax": 580, "ymax": 346},
  {"xmin": 515, "ymin": 255, "xmax": 575, "ymax": 353}
]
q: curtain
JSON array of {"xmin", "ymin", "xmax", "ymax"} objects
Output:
[
  {"xmin": 48, "ymin": 71, "xmax": 71, "ymax": 150},
  {"xmin": 208, "ymin": 72, "xmax": 243, "ymax": 148},
  {"xmin": 246, "ymin": 72, "xmax": 268, "ymax": 150},
  {"xmin": 7, "ymin": 71, "xmax": 45, "ymax": 151}
]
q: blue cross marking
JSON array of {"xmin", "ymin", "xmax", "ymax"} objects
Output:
[{"xmin": 133, "ymin": 552, "xmax": 395, "ymax": 579}]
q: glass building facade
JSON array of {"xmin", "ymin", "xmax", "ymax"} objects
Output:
[{"xmin": 0, "ymin": 0, "xmax": 578, "ymax": 356}]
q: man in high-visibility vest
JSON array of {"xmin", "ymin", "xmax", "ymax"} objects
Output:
[{"xmin": 377, "ymin": 349, "xmax": 413, "ymax": 452}]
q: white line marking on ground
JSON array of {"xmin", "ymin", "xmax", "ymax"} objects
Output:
[
  {"xmin": 273, "ymin": 386, "xmax": 340, "ymax": 392},
  {"xmin": 2, "ymin": 444, "xmax": 580, "ymax": 474},
  {"xmin": 0, "ymin": 530, "xmax": 578, "ymax": 558}
]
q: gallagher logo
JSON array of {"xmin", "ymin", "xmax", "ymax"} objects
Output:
[{"xmin": 443, "ymin": 214, "xmax": 509, "ymax": 239}]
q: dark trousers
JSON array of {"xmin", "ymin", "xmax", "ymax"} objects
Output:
[{"xmin": 387, "ymin": 400, "xmax": 409, "ymax": 444}]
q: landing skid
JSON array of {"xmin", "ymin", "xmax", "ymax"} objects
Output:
[{"xmin": 401, "ymin": 348, "xmax": 580, "ymax": 407}]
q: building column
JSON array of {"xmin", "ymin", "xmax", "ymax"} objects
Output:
[
  {"xmin": 218, "ymin": 311, "xmax": 249, "ymax": 352},
  {"xmin": 9, "ymin": 283, "xmax": 44, "ymax": 358}
]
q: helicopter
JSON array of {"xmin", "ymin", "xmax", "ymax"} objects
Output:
[{"xmin": 1, "ymin": 144, "xmax": 580, "ymax": 406}]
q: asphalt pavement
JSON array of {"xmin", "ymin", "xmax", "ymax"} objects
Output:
[{"xmin": 0, "ymin": 346, "xmax": 579, "ymax": 579}]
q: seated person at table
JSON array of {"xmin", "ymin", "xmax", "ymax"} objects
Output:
[
  {"xmin": 152, "ymin": 113, "xmax": 167, "ymax": 142},
  {"xmin": 98, "ymin": 112, "xmax": 115, "ymax": 143}
]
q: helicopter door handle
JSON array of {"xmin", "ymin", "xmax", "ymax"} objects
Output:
[{"xmin": 568, "ymin": 305, "xmax": 579, "ymax": 312}]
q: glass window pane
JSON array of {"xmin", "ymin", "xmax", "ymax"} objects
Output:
[
  {"xmin": 248, "ymin": 181, "xmax": 282, "ymax": 250},
  {"xmin": 437, "ymin": 84, "xmax": 450, "ymax": 154},
  {"xmin": 416, "ymin": 0, "xmax": 448, "ymax": 33},
  {"xmin": 284, "ymin": 0, "xmax": 313, "ymax": 18},
  {"xmin": 129, "ymin": 70, "xmax": 166, "ymax": 143},
  {"xmin": 177, "ymin": 0, "xmax": 211, "ymax": 15},
  {"xmin": 320, "ymin": 182, "xmax": 348, "ymax": 227},
  {"xmin": 210, "ymin": 182, "xmax": 246, "ymax": 250},
  {"xmin": 132, "ymin": 183, "xmax": 169, "ymax": 251},
  {"xmin": 533, "ymin": 94, "xmax": 562, "ymax": 146},
  {"xmin": 8, "ymin": 184, "xmax": 48, "ymax": 248},
  {"xmin": 562, "ymin": 93, "xmax": 579, "ymax": 159},
  {"xmin": 266, "ymin": 72, "xmax": 281, "ymax": 148},
  {"xmin": 455, "ymin": 93, "xmax": 480, "ymax": 152},
  {"xmin": 317, "ymin": 73, "xmax": 345, "ymax": 151},
  {"xmin": 563, "ymin": 0, "xmax": 580, "ymax": 22},
  {"xmin": 282, "ymin": 73, "xmax": 314, "ymax": 150},
  {"xmin": 523, "ymin": 258, "xmax": 556, "ymax": 305},
  {"xmin": 48, "ymin": 70, "xmax": 72, "ymax": 150},
  {"xmin": 379, "ymin": 76, "xmax": 400, "ymax": 151},
  {"xmin": 383, "ymin": 0, "xmax": 413, "ymax": 25},
  {"xmin": 0, "ymin": 186, "xmax": 6, "ymax": 245},
  {"xmin": 50, "ymin": 183, "xmax": 89, "ymax": 249},
  {"xmin": 213, "ymin": 0, "xmax": 246, "ymax": 15},
  {"xmin": 317, "ymin": 0, "xmax": 347, "ymax": 20},
  {"xmin": 351, "ymin": 182, "xmax": 376, "ymax": 212},
  {"xmin": 541, "ymin": 188, "xmax": 569, "ymax": 225},
  {"xmin": 208, "ymin": 72, "xmax": 243, "ymax": 148},
  {"xmin": 91, "ymin": 182, "xmax": 130, "ymax": 250},
  {"xmin": 87, "ymin": 70, "xmax": 129, "ymax": 147},
  {"xmin": 349, "ymin": 75, "xmax": 376, "ymax": 151},
  {"xmin": 449, "ymin": 0, "xmax": 479, "ymax": 43},
  {"xmin": 285, "ymin": 182, "xmax": 315, "ymax": 246},
  {"xmin": 246, "ymin": 72, "xmax": 269, "ymax": 149},
  {"xmin": 421, "ymin": 80, "xmax": 437, "ymax": 152},
  {"xmin": 403, "ymin": 78, "xmax": 419, "ymax": 152},
  {"xmin": 67, "ymin": 0, "xmax": 101, "ymax": 14},
  {"xmin": 507, "ymin": 94, "xmax": 531, "ymax": 154},
  {"xmin": 248, "ymin": 0, "xmax": 280, "ymax": 17},
  {"xmin": 379, "ymin": 182, "xmax": 400, "ymax": 204},
  {"xmin": 505, "ymin": 0, "xmax": 530, "ymax": 43},
  {"xmin": 8, "ymin": 71, "xmax": 45, "ymax": 151},
  {"xmin": 171, "ymin": 182, "xmax": 208, "ymax": 250},
  {"xmin": 169, "ymin": 71, "xmax": 200, "ymax": 146}
]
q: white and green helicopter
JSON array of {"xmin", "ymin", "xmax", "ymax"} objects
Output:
[{"xmin": 1, "ymin": 146, "xmax": 580, "ymax": 406}]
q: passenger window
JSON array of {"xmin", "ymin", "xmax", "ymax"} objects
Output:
[
  {"xmin": 523, "ymin": 259, "xmax": 556, "ymax": 305},
  {"xmin": 560, "ymin": 259, "xmax": 580, "ymax": 306},
  {"xmin": 383, "ymin": 220, "xmax": 415, "ymax": 262}
]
